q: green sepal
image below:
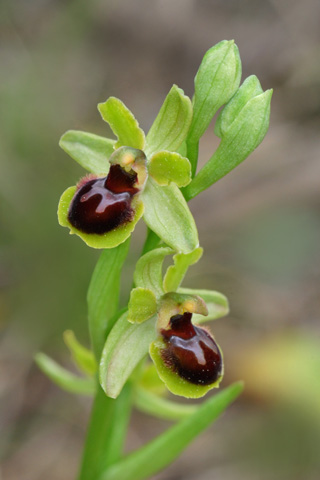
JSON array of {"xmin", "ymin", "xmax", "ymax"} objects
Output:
[
  {"xmin": 98, "ymin": 97, "xmax": 145, "ymax": 150},
  {"xmin": 99, "ymin": 382, "xmax": 243, "ymax": 480},
  {"xmin": 188, "ymin": 40, "xmax": 242, "ymax": 144},
  {"xmin": 63, "ymin": 330, "xmax": 97, "ymax": 376},
  {"xmin": 134, "ymin": 387, "xmax": 198, "ymax": 421},
  {"xmin": 141, "ymin": 178, "xmax": 199, "ymax": 254},
  {"xmin": 184, "ymin": 88, "xmax": 273, "ymax": 200},
  {"xmin": 149, "ymin": 337, "xmax": 223, "ymax": 399},
  {"xmin": 58, "ymin": 186, "xmax": 144, "ymax": 249},
  {"xmin": 99, "ymin": 312, "xmax": 157, "ymax": 399},
  {"xmin": 34, "ymin": 353, "xmax": 96, "ymax": 396},
  {"xmin": 87, "ymin": 241, "xmax": 130, "ymax": 359},
  {"xmin": 214, "ymin": 75, "xmax": 263, "ymax": 138},
  {"xmin": 163, "ymin": 247, "xmax": 203, "ymax": 293},
  {"xmin": 59, "ymin": 130, "xmax": 114, "ymax": 174},
  {"xmin": 148, "ymin": 151, "xmax": 191, "ymax": 187},
  {"xmin": 133, "ymin": 247, "xmax": 173, "ymax": 297},
  {"xmin": 145, "ymin": 85, "xmax": 192, "ymax": 156},
  {"xmin": 128, "ymin": 287, "xmax": 158, "ymax": 324},
  {"xmin": 178, "ymin": 287, "xmax": 229, "ymax": 322}
]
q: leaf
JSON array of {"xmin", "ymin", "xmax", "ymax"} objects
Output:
[
  {"xmin": 34, "ymin": 353, "xmax": 96, "ymax": 396},
  {"xmin": 128, "ymin": 288, "xmax": 158, "ymax": 324},
  {"xmin": 145, "ymin": 85, "xmax": 192, "ymax": 156},
  {"xmin": 99, "ymin": 312, "xmax": 157, "ymax": 399},
  {"xmin": 87, "ymin": 240, "xmax": 130, "ymax": 359},
  {"xmin": 59, "ymin": 130, "xmax": 115, "ymax": 174},
  {"xmin": 99, "ymin": 382, "xmax": 243, "ymax": 480},
  {"xmin": 214, "ymin": 75, "xmax": 263, "ymax": 138},
  {"xmin": 163, "ymin": 247, "xmax": 203, "ymax": 292},
  {"xmin": 148, "ymin": 151, "xmax": 191, "ymax": 187},
  {"xmin": 141, "ymin": 178, "xmax": 199, "ymax": 254},
  {"xmin": 58, "ymin": 186, "xmax": 144, "ymax": 249},
  {"xmin": 149, "ymin": 337, "xmax": 223, "ymax": 398},
  {"xmin": 184, "ymin": 89, "xmax": 273, "ymax": 200},
  {"xmin": 187, "ymin": 40, "xmax": 242, "ymax": 144},
  {"xmin": 134, "ymin": 387, "xmax": 198, "ymax": 421},
  {"xmin": 133, "ymin": 247, "xmax": 173, "ymax": 297},
  {"xmin": 98, "ymin": 97, "xmax": 145, "ymax": 150},
  {"xmin": 63, "ymin": 330, "xmax": 97, "ymax": 375},
  {"xmin": 178, "ymin": 287, "xmax": 229, "ymax": 322}
]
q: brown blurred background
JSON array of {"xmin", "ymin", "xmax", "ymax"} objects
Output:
[{"xmin": 1, "ymin": 1, "xmax": 320, "ymax": 479}]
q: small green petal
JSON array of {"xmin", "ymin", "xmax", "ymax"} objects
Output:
[
  {"xmin": 128, "ymin": 287, "xmax": 158, "ymax": 324},
  {"xmin": 163, "ymin": 247, "xmax": 203, "ymax": 293},
  {"xmin": 59, "ymin": 130, "xmax": 114, "ymax": 174},
  {"xmin": 133, "ymin": 247, "xmax": 173, "ymax": 297},
  {"xmin": 148, "ymin": 151, "xmax": 191, "ymax": 187},
  {"xmin": 98, "ymin": 97, "xmax": 145, "ymax": 150},
  {"xmin": 58, "ymin": 186, "xmax": 144, "ymax": 249},
  {"xmin": 63, "ymin": 330, "xmax": 97, "ymax": 376},
  {"xmin": 150, "ymin": 338, "xmax": 223, "ymax": 399}
]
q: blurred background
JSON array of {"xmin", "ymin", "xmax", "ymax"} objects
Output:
[{"xmin": 1, "ymin": 1, "xmax": 320, "ymax": 479}]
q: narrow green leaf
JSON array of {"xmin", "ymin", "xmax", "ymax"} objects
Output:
[
  {"xmin": 214, "ymin": 75, "xmax": 263, "ymax": 138},
  {"xmin": 59, "ymin": 130, "xmax": 114, "ymax": 174},
  {"xmin": 63, "ymin": 330, "xmax": 97, "ymax": 376},
  {"xmin": 35, "ymin": 353, "xmax": 95, "ymax": 396},
  {"xmin": 148, "ymin": 151, "xmax": 191, "ymax": 187},
  {"xmin": 87, "ymin": 239, "xmax": 130, "ymax": 360},
  {"xmin": 188, "ymin": 40, "xmax": 242, "ymax": 143},
  {"xmin": 99, "ymin": 382, "xmax": 243, "ymax": 480},
  {"xmin": 133, "ymin": 247, "xmax": 173, "ymax": 297},
  {"xmin": 145, "ymin": 85, "xmax": 192, "ymax": 156},
  {"xmin": 178, "ymin": 287, "xmax": 229, "ymax": 322},
  {"xmin": 134, "ymin": 387, "xmax": 198, "ymax": 421},
  {"xmin": 163, "ymin": 247, "xmax": 203, "ymax": 293},
  {"xmin": 184, "ymin": 89, "xmax": 273, "ymax": 200},
  {"xmin": 99, "ymin": 312, "xmax": 157, "ymax": 399},
  {"xmin": 58, "ymin": 187, "xmax": 144, "ymax": 249},
  {"xmin": 128, "ymin": 287, "xmax": 158, "ymax": 324},
  {"xmin": 98, "ymin": 97, "xmax": 145, "ymax": 150},
  {"xmin": 142, "ymin": 178, "xmax": 199, "ymax": 254}
]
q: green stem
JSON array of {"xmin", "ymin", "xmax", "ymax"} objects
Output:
[
  {"xmin": 186, "ymin": 138, "xmax": 199, "ymax": 178},
  {"xmin": 141, "ymin": 227, "xmax": 160, "ymax": 255},
  {"xmin": 78, "ymin": 383, "xmax": 132, "ymax": 480}
]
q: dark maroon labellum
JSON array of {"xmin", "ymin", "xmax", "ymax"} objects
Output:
[
  {"xmin": 161, "ymin": 312, "xmax": 223, "ymax": 385},
  {"xmin": 68, "ymin": 165, "xmax": 138, "ymax": 234}
]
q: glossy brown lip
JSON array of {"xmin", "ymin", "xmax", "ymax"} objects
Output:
[
  {"xmin": 161, "ymin": 312, "xmax": 223, "ymax": 386},
  {"xmin": 68, "ymin": 165, "xmax": 138, "ymax": 235}
]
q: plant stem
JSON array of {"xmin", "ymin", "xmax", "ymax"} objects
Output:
[
  {"xmin": 141, "ymin": 227, "xmax": 160, "ymax": 255},
  {"xmin": 78, "ymin": 382, "xmax": 132, "ymax": 480},
  {"xmin": 186, "ymin": 138, "xmax": 199, "ymax": 178}
]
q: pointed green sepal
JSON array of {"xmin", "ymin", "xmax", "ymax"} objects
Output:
[
  {"xmin": 35, "ymin": 353, "xmax": 96, "ymax": 396},
  {"xmin": 128, "ymin": 287, "xmax": 158, "ymax": 324},
  {"xmin": 150, "ymin": 337, "xmax": 223, "ymax": 399},
  {"xmin": 214, "ymin": 75, "xmax": 263, "ymax": 138},
  {"xmin": 142, "ymin": 178, "xmax": 199, "ymax": 254},
  {"xmin": 98, "ymin": 97, "xmax": 145, "ymax": 150},
  {"xmin": 133, "ymin": 247, "xmax": 173, "ymax": 297},
  {"xmin": 148, "ymin": 151, "xmax": 191, "ymax": 187},
  {"xmin": 188, "ymin": 40, "xmax": 242, "ymax": 144},
  {"xmin": 99, "ymin": 382, "xmax": 243, "ymax": 480},
  {"xmin": 163, "ymin": 247, "xmax": 203, "ymax": 293},
  {"xmin": 63, "ymin": 330, "xmax": 97, "ymax": 376},
  {"xmin": 145, "ymin": 85, "xmax": 192, "ymax": 156},
  {"xmin": 178, "ymin": 287, "xmax": 229, "ymax": 322},
  {"xmin": 99, "ymin": 312, "xmax": 157, "ymax": 399},
  {"xmin": 59, "ymin": 130, "xmax": 115, "ymax": 174},
  {"xmin": 58, "ymin": 185, "xmax": 144, "ymax": 249}
]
